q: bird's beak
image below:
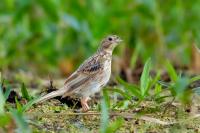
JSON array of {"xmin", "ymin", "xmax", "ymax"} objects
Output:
[{"xmin": 116, "ymin": 38, "xmax": 123, "ymax": 43}]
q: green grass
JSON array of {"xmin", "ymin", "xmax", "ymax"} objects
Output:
[
  {"xmin": 1, "ymin": 0, "xmax": 200, "ymax": 73},
  {"xmin": 1, "ymin": 60, "xmax": 200, "ymax": 132},
  {"xmin": 1, "ymin": 0, "xmax": 200, "ymax": 132}
]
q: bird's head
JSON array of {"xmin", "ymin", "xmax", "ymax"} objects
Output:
[{"xmin": 99, "ymin": 35, "xmax": 122, "ymax": 53}]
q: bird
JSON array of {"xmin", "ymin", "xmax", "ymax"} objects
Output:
[{"xmin": 37, "ymin": 35, "xmax": 122, "ymax": 111}]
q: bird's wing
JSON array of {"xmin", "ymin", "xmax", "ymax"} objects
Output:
[
  {"xmin": 62, "ymin": 55, "xmax": 103, "ymax": 97},
  {"xmin": 77, "ymin": 54, "xmax": 103, "ymax": 74}
]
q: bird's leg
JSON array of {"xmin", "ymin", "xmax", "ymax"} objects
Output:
[{"xmin": 81, "ymin": 97, "xmax": 90, "ymax": 112}]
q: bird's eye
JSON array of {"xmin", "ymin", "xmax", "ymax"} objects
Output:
[{"xmin": 108, "ymin": 37, "xmax": 113, "ymax": 41}]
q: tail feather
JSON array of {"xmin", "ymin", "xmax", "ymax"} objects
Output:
[{"xmin": 37, "ymin": 87, "xmax": 66, "ymax": 103}]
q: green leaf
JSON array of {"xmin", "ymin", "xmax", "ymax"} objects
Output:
[
  {"xmin": 13, "ymin": 0, "xmax": 30, "ymax": 23},
  {"xmin": 4, "ymin": 86, "xmax": 11, "ymax": 101},
  {"xmin": 103, "ymin": 89, "xmax": 110, "ymax": 108},
  {"xmin": 155, "ymin": 95, "xmax": 172, "ymax": 102},
  {"xmin": 106, "ymin": 117, "xmax": 124, "ymax": 133},
  {"xmin": 22, "ymin": 97, "xmax": 39, "ymax": 112},
  {"xmin": 174, "ymin": 77, "xmax": 189, "ymax": 94},
  {"xmin": 165, "ymin": 60, "xmax": 178, "ymax": 82},
  {"xmin": 10, "ymin": 109, "xmax": 31, "ymax": 133},
  {"xmin": 0, "ymin": 86, "xmax": 5, "ymax": 114},
  {"xmin": 145, "ymin": 71, "xmax": 161, "ymax": 96},
  {"xmin": 116, "ymin": 77, "xmax": 142, "ymax": 99},
  {"xmin": 189, "ymin": 75, "xmax": 200, "ymax": 84},
  {"xmin": 15, "ymin": 97, "xmax": 22, "ymax": 113},
  {"xmin": 100, "ymin": 96, "xmax": 109, "ymax": 133},
  {"xmin": 154, "ymin": 83, "xmax": 162, "ymax": 96},
  {"xmin": 21, "ymin": 83, "xmax": 31, "ymax": 101},
  {"xmin": 37, "ymin": 0, "xmax": 59, "ymax": 21},
  {"xmin": 140, "ymin": 58, "xmax": 151, "ymax": 96},
  {"xmin": 105, "ymin": 88, "xmax": 132, "ymax": 100},
  {"xmin": 16, "ymin": 96, "xmax": 39, "ymax": 113},
  {"xmin": 113, "ymin": 100, "xmax": 130, "ymax": 110},
  {"xmin": 0, "ymin": 114, "xmax": 11, "ymax": 127},
  {"xmin": 169, "ymin": 76, "xmax": 191, "ymax": 103},
  {"xmin": 158, "ymin": 81, "xmax": 171, "ymax": 88},
  {"xmin": 100, "ymin": 94, "xmax": 124, "ymax": 133},
  {"xmin": 149, "ymin": 71, "xmax": 161, "ymax": 88}
]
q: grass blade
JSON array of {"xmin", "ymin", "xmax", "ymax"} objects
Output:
[
  {"xmin": 189, "ymin": 75, "xmax": 200, "ymax": 84},
  {"xmin": 22, "ymin": 97, "xmax": 40, "ymax": 113},
  {"xmin": 117, "ymin": 77, "xmax": 141, "ymax": 99},
  {"xmin": 0, "ymin": 86, "xmax": 5, "ymax": 114},
  {"xmin": 10, "ymin": 109, "xmax": 31, "ymax": 133},
  {"xmin": 145, "ymin": 71, "xmax": 161, "ymax": 96},
  {"xmin": 158, "ymin": 81, "xmax": 171, "ymax": 88},
  {"xmin": 106, "ymin": 117, "xmax": 124, "ymax": 133},
  {"xmin": 140, "ymin": 58, "xmax": 151, "ymax": 96},
  {"xmin": 103, "ymin": 89, "xmax": 110, "ymax": 108},
  {"xmin": 165, "ymin": 60, "xmax": 178, "ymax": 82},
  {"xmin": 4, "ymin": 86, "xmax": 11, "ymax": 101},
  {"xmin": 15, "ymin": 97, "xmax": 22, "ymax": 113},
  {"xmin": 174, "ymin": 77, "xmax": 189, "ymax": 94},
  {"xmin": 100, "ymin": 95, "xmax": 109, "ymax": 133},
  {"xmin": 105, "ymin": 88, "xmax": 132, "ymax": 100},
  {"xmin": 21, "ymin": 83, "xmax": 31, "ymax": 101}
]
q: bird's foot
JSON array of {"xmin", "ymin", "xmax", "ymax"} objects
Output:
[{"xmin": 81, "ymin": 97, "xmax": 90, "ymax": 112}]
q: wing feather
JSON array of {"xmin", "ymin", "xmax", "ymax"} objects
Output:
[
  {"xmin": 78, "ymin": 54, "xmax": 103, "ymax": 74},
  {"xmin": 64, "ymin": 73, "xmax": 79, "ymax": 85},
  {"xmin": 62, "ymin": 54, "xmax": 103, "ymax": 97}
]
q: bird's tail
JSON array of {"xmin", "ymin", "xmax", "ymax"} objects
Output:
[{"xmin": 36, "ymin": 87, "xmax": 66, "ymax": 103}]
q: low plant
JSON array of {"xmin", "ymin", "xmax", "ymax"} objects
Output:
[
  {"xmin": 112, "ymin": 59, "xmax": 200, "ymax": 108},
  {"xmin": 111, "ymin": 59, "xmax": 160, "ymax": 102},
  {"xmin": 100, "ymin": 91, "xmax": 124, "ymax": 133},
  {"xmin": 159, "ymin": 60, "xmax": 200, "ymax": 104},
  {"xmin": 0, "ymin": 79, "xmax": 39, "ymax": 132}
]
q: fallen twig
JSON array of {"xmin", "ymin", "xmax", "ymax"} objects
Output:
[{"xmin": 140, "ymin": 116, "xmax": 176, "ymax": 125}]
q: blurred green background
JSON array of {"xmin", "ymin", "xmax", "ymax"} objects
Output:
[{"xmin": 0, "ymin": 0, "xmax": 200, "ymax": 76}]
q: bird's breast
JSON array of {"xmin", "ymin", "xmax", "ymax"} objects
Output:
[{"xmin": 101, "ymin": 60, "xmax": 111, "ymax": 84}]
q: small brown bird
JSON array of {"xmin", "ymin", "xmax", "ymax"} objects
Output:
[{"xmin": 37, "ymin": 35, "xmax": 122, "ymax": 111}]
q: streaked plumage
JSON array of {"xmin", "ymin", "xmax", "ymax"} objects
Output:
[{"xmin": 37, "ymin": 35, "xmax": 122, "ymax": 111}]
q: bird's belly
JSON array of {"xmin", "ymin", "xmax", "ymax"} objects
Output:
[
  {"xmin": 80, "ymin": 65, "xmax": 111, "ymax": 97},
  {"xmin": 80, "ymin": 81, "xmax": 101, "ymax": 97}
]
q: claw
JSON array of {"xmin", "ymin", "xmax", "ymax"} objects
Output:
[{"xmin": 81, "ymin": 97, "xmax": 90, "ymax": 112}]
